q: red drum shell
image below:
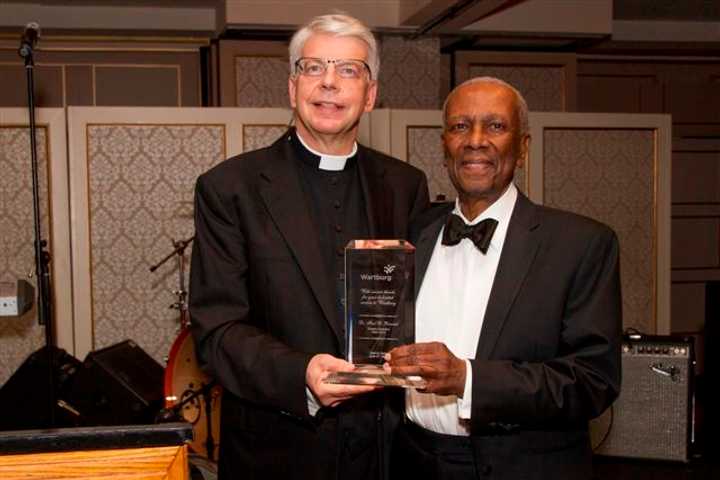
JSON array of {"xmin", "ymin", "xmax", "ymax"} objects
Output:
[{"xmin": 164, "ymin": 328, "xmax": 221, "ymax": 460}]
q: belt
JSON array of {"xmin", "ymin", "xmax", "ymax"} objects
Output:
[{"xmin": 402, "ymin": 420, "xmax": 473, "ymax": 454}]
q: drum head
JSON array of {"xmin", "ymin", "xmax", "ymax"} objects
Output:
[{"xmin": 164, "ymin": 328, "xmax": 222, "ymax": 461}]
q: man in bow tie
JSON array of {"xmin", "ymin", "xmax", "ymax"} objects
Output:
[{"xmin": 385, "ymin": 77, "xmax": 622, "ymax": 479}]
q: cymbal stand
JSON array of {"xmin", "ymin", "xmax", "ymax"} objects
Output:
[
  {"xmin": 149, "ymin": 236, "xmax": 193, "ymax": 328},
  {"xmin": 150, "ymin": 236, "xmax": 218, "ymax": 460}
]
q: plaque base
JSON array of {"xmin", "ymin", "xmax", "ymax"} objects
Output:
[{"xmin": 324, "ymin": 365, "xmax": 426, "ymax": 389}]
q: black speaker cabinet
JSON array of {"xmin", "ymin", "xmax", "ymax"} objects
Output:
[
  {"xmin": 67, "ymin": 340, "xmax": 164, "ymax": 426},
  {"xmin": 0, "ymin": 346, "xmax": 81, "ymax": 430},
  {"xmin": 591, "ymin": 335, "xmax": 694, "ymax": 462}
]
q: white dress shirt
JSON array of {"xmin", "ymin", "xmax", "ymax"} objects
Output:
[{"xmin": 406, "ymin": 183, "xmax": 518, "ymax": 435}]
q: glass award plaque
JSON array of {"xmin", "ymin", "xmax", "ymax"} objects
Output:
[{"xmin": 324, "ymin": 239, "xmax": 426, "ymax": 389}]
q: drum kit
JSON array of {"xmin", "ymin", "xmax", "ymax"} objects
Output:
[{"xmin": 150, "ymin": 236, "xmax": 222, "ymax": 462}]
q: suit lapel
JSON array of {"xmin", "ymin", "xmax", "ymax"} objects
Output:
[
  {"xmin": 258, "ymin": 135, "xmax": 340, "ymax": 341},
  {"xmin": 476, "ymin": 193, "xmax": 542, "ymax": 360},
  {"xmin": 356, "ymin": 146, "xmax": 386, "ymax": 238}
]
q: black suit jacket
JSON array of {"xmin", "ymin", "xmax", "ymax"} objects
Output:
[
  {"xmin": 408, "ymin": 192, "xmax": 622, "ymax": 479},
  {"xmin": 189, "ymin": 131, "xmax": 429, "ymax": 479}
]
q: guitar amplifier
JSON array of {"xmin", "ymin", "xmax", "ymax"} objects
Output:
[{"xmin": 590, "ymin": 335, "xmax": 694, "ymax": 462}]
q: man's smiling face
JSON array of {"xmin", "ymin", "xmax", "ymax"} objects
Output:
[
  {"xmin": 288, "ymin": 33, "xmax": 377, "ymax": 152},
  {"xmin": 442, "ymin": 81, "xmax": 529, "ymax": 218}
]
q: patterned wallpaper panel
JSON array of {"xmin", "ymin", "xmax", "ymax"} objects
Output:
[
  {"xmin": 0, "ymin": 127, "xmax": 49, "ymax": 385},
  {"xmin": 243, "ymin": 125, "xmax": 288, "ymax": 152},
  {"xmin": 407, "ymin": 126, "xmax": 450, "ymax": 202},
  {"xmin": 378, "ymin": 36, "xmax": 442, "ymax": 109},
  {"xmin": 468, "ymin": 65, "xmax": 565, "ymax": 112},
  {"xmin": 543, "ymin": 129, "xmax": 655, "ymax": 333},
  {"xmin": 407, "ymin": 126, "xmax": 528, "ymax": 203},
  {"xmin": 86, "ymin": 125, "xmax": 225, "ymax": 363},
  {"xmin": 235, "ymin": 56, "xmax": 290, "ymax": 107}
]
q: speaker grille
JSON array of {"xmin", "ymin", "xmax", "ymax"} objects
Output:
[{"xmin": 592, "ymin": 338, "xmax": 693, "ymax": 462}]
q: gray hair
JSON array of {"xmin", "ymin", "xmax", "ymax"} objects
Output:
[
  {"xmin": 289, "ymin": 14, "xmax": 380, "ymax": 81},
  {"xmin": 442, "ymin": 76, "xmax": 529, "ymax": 137}
]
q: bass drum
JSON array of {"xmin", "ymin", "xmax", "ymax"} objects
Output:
[{"xmin": 164, "ymin": 328, "xmax": 222, "ymax": 461}]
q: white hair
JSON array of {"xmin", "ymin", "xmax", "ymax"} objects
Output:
[
  {"xmin": 289, "ymin": 14, "xmax": 379, "ymax": 81},
  {"xmin": 443, "ymin": 76, "xmax": 529, "ymax": 136}
]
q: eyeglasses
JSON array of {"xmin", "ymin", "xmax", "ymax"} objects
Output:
[{"xmin": 294, "ymin": 57, "xmax": 371, "ymax": 80}]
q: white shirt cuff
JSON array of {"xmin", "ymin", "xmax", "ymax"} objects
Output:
[
  {"xmin": 457, "ymin": 359, "xmax": 473, "ymax": 419},
  {"xmin": 306, "ymin": 386, "xmax": 321, "ymax": 416}
]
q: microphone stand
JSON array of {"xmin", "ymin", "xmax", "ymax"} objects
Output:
[
  {"xmin": 19, "ymin": 30, "xmax": 56, "ymax": 427},
  {"xmin": 149, "ymin": 236, "xmax": 193, "ymax": 328}
]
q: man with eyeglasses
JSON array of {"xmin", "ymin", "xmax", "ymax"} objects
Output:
[{"xmin": 189, "ymin": 13, "xmax": 429, "ymax": 480}]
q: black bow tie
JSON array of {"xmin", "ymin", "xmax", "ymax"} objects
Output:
[{"xmin": 441, "ymin": 214, "xmax": 498, "ymax": 253}]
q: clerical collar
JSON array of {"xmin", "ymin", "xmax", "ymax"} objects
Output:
[{"xmin": 295, "ymin": 131, "xmax": 357, "ymax": 171}]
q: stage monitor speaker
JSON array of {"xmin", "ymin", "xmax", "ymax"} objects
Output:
[
  {"xmin": 67, "ymin": 340, "xmax": 164, "ymax": 426},
  {"xmin": 0, "ymin": 346, "xmax": 81, "ymax": 430},
  {"xmin": 590, "ymin": 335, "xmax": 694, "ymax": 462}
]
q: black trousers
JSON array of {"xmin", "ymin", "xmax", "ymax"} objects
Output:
[
  {"xmin": 391, "ymin": 421, "xmax": 487, "ymax": 480},
  {"xmin": 217, "ymin": 394, "xmax": 383, "ymax": 480},
  {"xmin": 391, "ymin": 420, "xmax": 593, "ymax": 480}
]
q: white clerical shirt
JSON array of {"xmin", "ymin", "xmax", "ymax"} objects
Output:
[{"xmin": 406, "ymin": 183, "xmax": 518, "ymax": 435}]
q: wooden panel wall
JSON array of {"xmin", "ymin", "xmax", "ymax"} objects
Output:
[
  {"xmin": 453, "ymin": 52, "xmax": 720, "ymax": 333},
  {"xmin": 529, "ymin": 113, "xmax": 672, "ymax": 334},
  {"xmin": 0, "ymin": 48, "xmax": 202, "ymax": 107},
  {"xmin": 454, "ymin": 52, "xmax": 577, "ymax": 112},
  {"xmin": 578, "ymin": 58, "xmax": 720, "ymax": 333},
  {"xmin": 217, "ymin": 40, "xmax": 289, "ymax": 107}
]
